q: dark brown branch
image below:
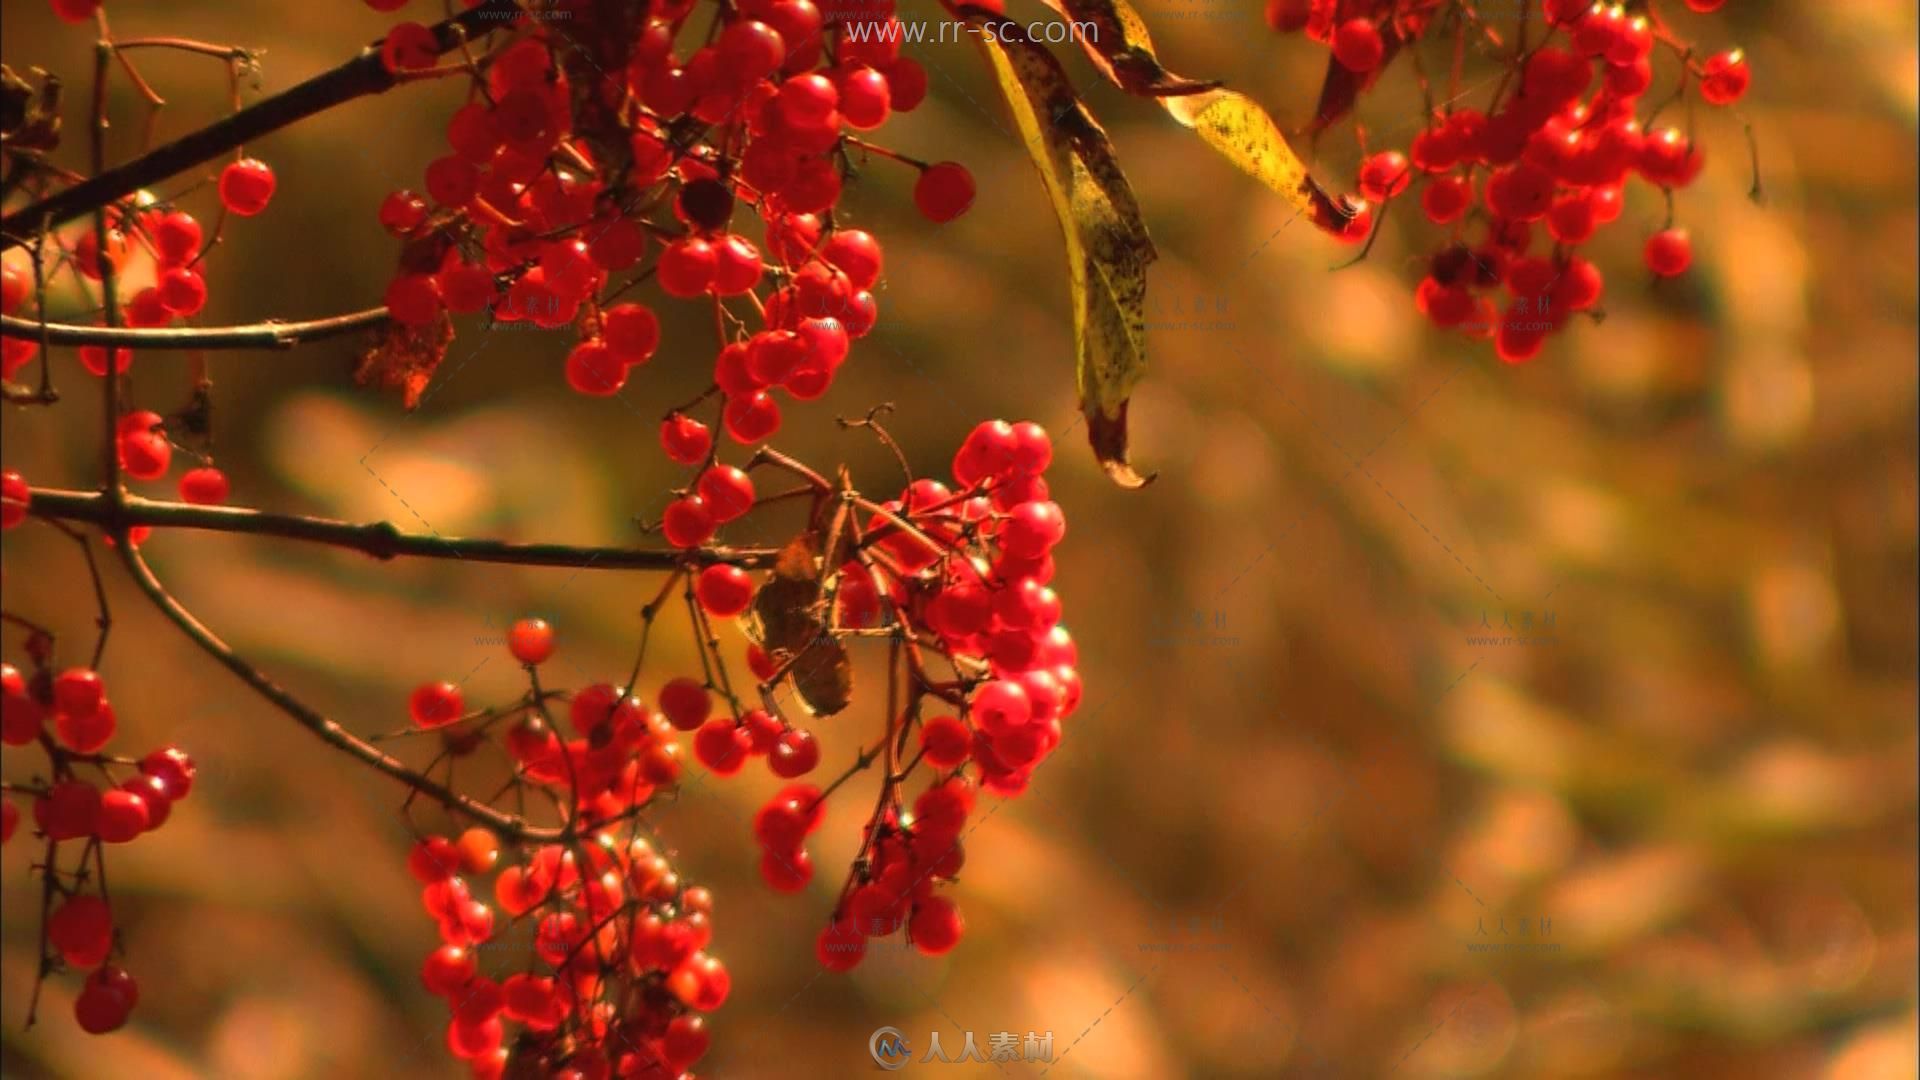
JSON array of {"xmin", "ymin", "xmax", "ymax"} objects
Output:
[
  {"xmin": 0, "ymin": 307, "xmax": 391, "ymax": 350},
  {"xmin": 28, "ymin": 489, "xmax": 779, "ymax": 571},
  {"xmin": 110, "ymin": 538, "xmax": 573, "ymax": 841},
  {"xmin": 0, "ymin": 0, "xmax": 523, "ymax": 249}
]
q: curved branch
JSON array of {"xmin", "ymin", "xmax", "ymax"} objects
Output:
[
  {"xmin": 0, "ymin": 0, "xmax": 523, "ymax": 249},
  {"xmin": 29, "ymin": 489, "xmax": 779, "ymax": 571},
  {"xmin": 111, "ymin": 538, "xmax": 568, "ymax": 841},
  {"xmin": 0, "ymin": 307, "xmax": 391, "ymax": 350}
]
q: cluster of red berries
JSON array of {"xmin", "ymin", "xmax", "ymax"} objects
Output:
[
  {"xmin": 399, "ymin": 619, "xmax": 727, "ymax": 1078},
  {"xmin": 2, "ymin": 660, "xmax": 198, "ymax": 1035},
  {"xmin": 1, "ymin": 156, "xmax": 273, "ymax": 383},
  {"xmin": 721, "ymin": 419, "xmax": 1077, "ymax": 972},
  {"xmin": 363, "ymin": 0, "xmax": 974, "ymax": 434},
  {"xmin": 1268, "ymin": 0, "xmax": 1748, "ymax": 363}
]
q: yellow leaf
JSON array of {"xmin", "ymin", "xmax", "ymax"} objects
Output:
[
  {"xmin": 1037, "ymin": 0, "xmax": 1352, "ymax": 230},
  {"xmin": 965, "ymin": 13, "xmax": 1158, "ymax": 487}
]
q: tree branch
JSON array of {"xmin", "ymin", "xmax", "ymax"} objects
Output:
[
  {"xmin": 110, "ymin": 538, "xmax": 573, "ymax": 841},
  {"xmin": 1, "ymin": 307, "xmax": 390, "ymax": 350},
  {"xmin": 28, "ymin": 489, "xmax": 779, "ymax": 571},
  {"xmin": 0, "ymin": 0, "xmax": 524, "ymax": 250}
]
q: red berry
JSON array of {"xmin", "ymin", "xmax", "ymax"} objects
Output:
[
  {"xmin": 658, "ymin": 238, "xmax": 718, "ymax": 298},
  {"xmin": 139, "ymin": 746, "xmax": 197, "ymax": 800},
  {"xmin": 422, "ymin": 944, "xmax": 476, "ymax": 996},
  {"xmin": 96, "ymin": 790, "xmax": 149, "ymax": 843},
  {"xmin": 821, "ymin": 229, "xmax": 883, "ymax": 290},
  {"xmin": 50, "ymin": 0, "xmax": 102, "ymax": 24},
  {"xmin": 410, "ymin": 681, "xmax": 464, "ymax": 728},
  {"xmin": 178, "ymin": 466, "xmax": 230, "ymax": 505},
  {"xmin": 385, "ymin": 273, "xmax": 443, "ymax": 326},
  {"xmin": 914, "ymin": 162, "xmax": 975, "ymax": 223},
  {"xmin": 49, "ymin": 895, "xmax": 113, "ymax": 967},
  {"xmin": 55, "ymin": 700, "xmax": 115, "ymax": 753},
  {"xmin": 770, "ymin": 728, "xmax": 820, "ymax": 777},
  {"xmin": 150, "ymin": 211, "xmax": 203, "ymax": 264},
  {"xmin": 1358, "ymin": 151, "xmax": 1411, "ymax": 202},
  {"xmin": 758, "ymin": 846, "xmax": 813, "ymax": 892},
  {"xmin": 920, "ymin": 715, "xmax": 973, "ymax": 768},
  {"xmin": 816, "ymin": 917, "xmax": 865, "ymax": 971},
  {"xmin": 74, "ymin": 981, "xmax": 132, "ymax": 1034},
  {"xmin": 696, "ymin": 465, "xmax": 755, "ymax": 522},
  {"xmin": 909, "ymin": 895, "xmax": 965, "ymax": 955},
  {"xmin": 723, "ymin": 390, "xmax": 781, "ymax": 444},
  {"xmin": 36, "ymin": 779, "xmax": 99, "ymax": 840},
  {"xmin": 507, "ymin": 618, "xmax": 554, "ymax": 665},
  {"xmin": 1644, "ymin": 228, "xmax": 1693, "ymax": 277},
  {"xmin": 53, "ymin": 667, "xmax": 103, "ymax": 717},
  {"xmin": 1, "ymin": 800, "xmax": 17, "ymax": 844},
  {"xmin": 1700, "ymin": 49, "xmax": 1750, "ymax": 106},
  {"xmin": 659, "ymin": 678, "xmax": 712, "ymax": 731},
  {"xmin": 695, "ymin": 564, "xmax": 755, "ymax": 617},
  {"xmin": 0, "ymin": 470, "xmax": 27, "ymax": 529},
  {"xmin": 694, "ymin": 718, "xmax": 752, "ymax": 775},
  {"xmin": 565, "ymin": 341, "xmax": 627, "ymax": 396},
  {"xmin": 218, "ymin": 159, "xmax": 276, "ymax": 216},
  {"xmin": 378, "ymin": 190, "xmax": 430, "ymax": 236},
  {"xmin": 663, "ymin": 495, "xmax": 717, "ymax": 548},
  {"xmin": 1421, "ymin": 174, "xmax": 1473, "ymax": 224},
  {"xmin": 661, "ymin": 413, "xmax": 714, "ymax": 465},
  {"xmin": 120, "ymin": 775, "xmax": 172, "ymax": 831},
  {"xmin": 1332, "ymin": 18, "xmax": 1385, "ymax": 72},
  {"xmin": 380, "ymin": 22, "xmax": 439, "ymax": 74}
]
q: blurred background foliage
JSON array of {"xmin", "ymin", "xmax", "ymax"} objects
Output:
[{"xmin": 2, "ymin": 0, "xmax": 1916, "ymax": 1077}]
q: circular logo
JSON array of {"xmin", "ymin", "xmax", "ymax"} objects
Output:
[{"xmin": 869, "ymin": 1026, "xmax": 912, "ymax": 1070}]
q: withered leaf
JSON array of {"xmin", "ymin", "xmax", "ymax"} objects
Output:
[
  {"xmin": 961, "ymin": 12, "xmax": 1157, "ymax": 488},
  {"xmin": 353, "ymin": 314, "xmax": 452, "ymax": 410},
  {"xmin": 748, "ymin": 533, "xmax": 852, "ymax": 717}
]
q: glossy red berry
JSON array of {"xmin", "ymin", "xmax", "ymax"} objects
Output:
[
  {"xmin": 151, "ymin": 211, "xmax": 203, "ymax": 264},
  {"xmin": 770, "ymin": 728, "xmax": 820, "ymax": 777},
  {"xmin": 74, "ymin": 980, "xmax": 132, "ymax": 1034},
  {"xmin": 659, "ymin": 678, "xmax": 713, "ymax": 732},
  {"xmin": 914, "ymin": 162, "xmax": 975, "ymax": 223},
  {"xmin": 661, "ymin": 413, "xmax": 714, "ymax": 465},
  {"xmin": 663, "ymin": 495, "xmax": 717, "ymax": 548},
  {"xmin": 178, "ymin": 467, "xmax": 230, "ymax": 505},
  {"xmin": 380, "ymin": 22, "xmax": 438, "ymax": 74},
  {"xmin": 410, "ymin": 681, "xmax": 464, "ymax": 729},
  {"xmin": 696, "ymin": 465, "xmax": 755, "ymax": 522},
  {"xmin": 1332, "ymin": 17, "xmax": 1385, "ymax": 72},
  {"xmin": 218, "ymin": 158, "xmax": 277, "ymax": 216},
  {"xmin": 1644, "ymin": 228, "xmax": 1693, "ymax": 277},
  {"xmin": 1700, "ymin": 49, "xmax": 1750, "ymax": 105},
  {"xmin": 909, "ymin": 895, "xmax": 964, "ymax": 955},
  {"xmin": 0, "ymin": 470, "xmax": 27, "ymax": 529},
  {"xmin": 658, "ymin": 238, "xmax": 718, "ymax": 298},
  {"xmin": 694, "ymin": 718, "xmax": 752, "ymax": 775},
  {"xmin": 723, "ymin": 390, "xmax": 781, "ymax": 444},
  {"xmin": 36, "ymin": 779, "xmax": 99, "ymax": 840},
  {"xmin": 1358, "ymin": 151, "xmax": 1412, "ymax": 202},
  {"xmin": 49, "ymin": 895, "xmax": 113, "ymax": 967},
  {"xmin": 96, "ymin": 790, "xmax": 149, "ymax": 843},
  {"xmin": 695, "ymin": 564, "xmax": 755, "ymax": 617},
  {"xmin": 139, "ymin": 746, "xmax": 197, "ymax": 800},
  {"xmin": 816, "ymin": 917, "xmax": 865, "ymax": 971},
  {"xmin": 564, "ymin": 341, "xmax": 627, "ymax": 396},
  {"xmin": 507, "ymin": 618, "xmax": 554, "ymax": 665}
]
